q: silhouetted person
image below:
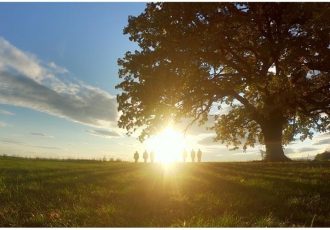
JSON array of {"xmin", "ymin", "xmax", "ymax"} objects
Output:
[
  {"xmin": 191, "ymin": 150, "xmax": 196, "ymax": 162},
  {"xmin": 182, "ymin": 149, "xmax": 187, "ymax": 162},
  {"xmin": 143, "ymin": 151, "xmax": 149, "ymax": 163},
  {"xmin": 134, "ymin": 151, "xmax": 139, "ymax": 163},
  {"xmin": 150, "ymin": 151, "xmax": 155, "ymax": 163},
  {"xmin": 197, "ymin": 149, "xmax": 202, "ymax": 162},
  {"xmin": 260, "ymin": 150, "xmax": 266, "ymax": 161}
]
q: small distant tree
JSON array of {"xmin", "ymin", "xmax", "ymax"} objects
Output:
[{"xmin": 117, "ymin": 3, "xmax": 330, "ymax": 161}]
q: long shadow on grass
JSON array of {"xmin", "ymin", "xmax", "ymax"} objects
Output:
[
  {"xmin": 204, "ymin": 163, "xmax": 330, "ymax": 191},
  {"xmin": 1, "ymin": 163, "xmax": 143, "ymax": 188},
  {"xmin": 224, "ymin": 162, "xmax": 330, "ymax": 179},
  {"xmin": 190, "ymin": 164, "xmax": 329, "ymax": 227}
]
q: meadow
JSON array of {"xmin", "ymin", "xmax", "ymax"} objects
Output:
[{"xmin": 0, "ymin": 156, "xmax": 329, "ymax": 227}]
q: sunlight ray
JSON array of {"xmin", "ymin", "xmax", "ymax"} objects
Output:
[{"xmin": 145, "ymin": 127, "xmax": 187, "ymax": 164}]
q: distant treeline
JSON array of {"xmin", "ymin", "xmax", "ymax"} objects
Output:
[{"xmin": 0, "ymin": 154, "xmax": 125, "ymax": 162}]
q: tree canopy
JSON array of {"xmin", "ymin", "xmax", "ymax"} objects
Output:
[{"xmin": 116, "ymin": 3, "xmax": 330, "ymax": 161}]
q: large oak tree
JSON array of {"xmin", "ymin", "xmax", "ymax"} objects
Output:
[{"xmin": 116, "ymin": 3, "xmax": 330, "ymax": 161}]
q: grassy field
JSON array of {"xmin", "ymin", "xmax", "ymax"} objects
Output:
[{"xmin": 0, "ymin": 156, "xmax": 329, "ymax": 227}]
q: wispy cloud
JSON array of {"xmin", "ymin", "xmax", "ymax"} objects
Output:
[
  {"xmin": 0, "ymin": 37, "xmax": 47, "ymax": 83},
  {"xmin": 313, "ymin": 138, "xmax": 330, "ymax": 146},
  {"xmin": 176, "ymin": 116, "xmax": 215, "ymax": 135},
  {"xmin": 87, "ymin": 129, "xmax": 121, "ymax": 138},
  {"xmin": 318, "ymin": 132, "xmax": 330, "ymax": 138},
  {"xmin": 0, "ymin": 37, "xmax": 118, "ymax": 128},
  {"xmin": 31, "ymin": 145, "xmax": 61, "ymax": 150},
  {"xmin": 47, "ymin": 62, "xmax": 68, "ymax": 74},
  {"xmin": 285, "ymin": 146, "xmax": 321, "ymax": 156},
  {"xmin": 198, "ymin": 134, "xmax": 217, "ymax": 146},
  {"xmin": 30, "ymin": 132, "xmax": 54, "ymax": 138},
  {"xmin": 298, "ymin": 147, "xmax": 319, "ymax": 152},
  {"xmin": 0, "ymin": 137, "xmax": 59, "ymax": 150},
  {"xmin": 0, "ymin": 137, "xmax": 22, "ymax": 144},
  {"xmin": 0, "ymin": 109, "xmax": 14, "ymax": 116}
]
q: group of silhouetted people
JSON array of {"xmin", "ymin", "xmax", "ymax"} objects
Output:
[
  {"xmin": 134, "ymin": 150, "xmax": 155, "ymax": 163},
  {"xmin": 182, "ymin": 149, "xmax": 203, "ymax": 162},
  {"xmin": 133, "ymin": 149, "xmax": 203, "ymax": 163}
]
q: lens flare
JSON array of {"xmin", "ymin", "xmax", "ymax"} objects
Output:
[{"xmin": 145, "ymin": 127, "xmax": 187, "ymax": 164}]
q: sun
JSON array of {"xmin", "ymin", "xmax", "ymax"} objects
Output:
[{"xmin": 145, "ymin": 127, "xmax": 186, "ymax": 163}]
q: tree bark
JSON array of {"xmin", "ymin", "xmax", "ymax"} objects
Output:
[{"xmin": 261, "ymin": 118, "xmax": 291, "ymax": 162}]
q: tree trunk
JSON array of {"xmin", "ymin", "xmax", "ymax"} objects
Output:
[{"xmin": 261, "ymin": 119, "xmax": 291, "ymax": 162}]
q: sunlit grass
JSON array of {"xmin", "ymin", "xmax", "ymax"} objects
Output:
[{"xmin": 0, "ymin": 156, "xmax": 329, "ymax": 227}]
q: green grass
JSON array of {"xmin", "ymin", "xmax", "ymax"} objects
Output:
[{"xmin": 0, "ymin": 156, "xmax": 329, "ymax": 227}]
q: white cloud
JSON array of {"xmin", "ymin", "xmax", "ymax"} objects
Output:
[
  {"xmin": 0, "ymin": 37, "xmax": 118, "ymax": 128},
  {"xmin": 0, "ymin": 37, "xmax": 47, "ymax": 82}
]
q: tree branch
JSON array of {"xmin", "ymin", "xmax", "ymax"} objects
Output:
[
  {"xmin": 183, "ymin": 99, "xmax": 213, "ymax": 136},
  {"xmin": 228, "ymin": 90, "xmax": 262, "ymax": 122}
]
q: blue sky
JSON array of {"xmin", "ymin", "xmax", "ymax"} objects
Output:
[
  {"xmin": 0, "ymin": 3, "xmax": 328, "ymax": 161},
  {"xmin": 0, "ymin": 3, "xmax": 142, "ymax": 94}
]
